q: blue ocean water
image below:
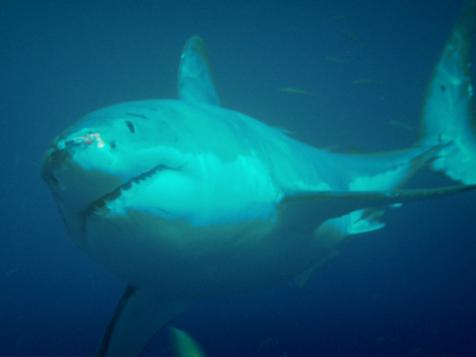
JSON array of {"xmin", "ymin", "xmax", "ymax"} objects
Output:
[{"xmin": 1, "ymin": 0, "xmax": 476, "ymax": 356}]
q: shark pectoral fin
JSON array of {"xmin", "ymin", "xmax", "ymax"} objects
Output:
[
  {"xmin": 291, "ymin": 184, "xmax": 474, "ymax": 287},
  {"xmin": 293, "ymin": 208, "xmax": 386, "ymax": 288},
  {"xmin": 294, "ymin": 186, "xmax": 450, "ymax": 288},
  {"xmin": 97, "ymin": 286, "xmax": 188, "ymax": 357},
  {"xmin": 346, "ymin": 208, "xmax": 386, "ymax": 235},
  {"xmin": 178, "ymin": 36, "xmax": 220, "ymax": 106},
  {"xmin": 171, "ymin": 327, "xmax": 207, "ymax": 357}
]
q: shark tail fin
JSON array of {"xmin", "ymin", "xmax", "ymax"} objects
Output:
[{"xmin": 420, "ymin": 0, "xmax": 476, "ymax": 184}]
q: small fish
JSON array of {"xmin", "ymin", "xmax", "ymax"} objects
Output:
[
  {"xmin": 388, "ymin": 119, "xmax": 414, "ymax": 132},
  {"xmin": 325, "ymin": 56, "xmax": 348, "ymax": 64},
  {"xmin": 352, "ymin": 78, "xmax": 384, "ymax": 86},
  {"xmin": 329, "ymin": 15, "xmax": 351, "ymax": 22},
  {"xmin": 279, "ymin": 87, "xmax": 313, "ymax": 96},
  {"xmin": 338, "ymin": 29, "xmax": 363, "ymax": 43}
]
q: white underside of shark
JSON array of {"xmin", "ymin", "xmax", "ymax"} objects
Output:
[{"xmin": 42, "ymin": 1, "xmax": 476, "ymax": 356}]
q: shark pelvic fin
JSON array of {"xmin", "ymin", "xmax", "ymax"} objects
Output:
[
  {"xmin": 97, "ymin": 286, "xmax": 188, "ymax": 357},
  {"xmin": 289, "ymin": 184, "xmax": 474, "ymax": 287},
  {"xmin": 293, "ymin": 208, "xmax": 386, "ymax": 288},
  {"xmin": 178, "ymin": 36, "xmax": 220, "ymax": 106}
]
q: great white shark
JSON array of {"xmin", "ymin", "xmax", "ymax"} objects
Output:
[{"xmin": 42, "ymin": 1, "xmax": 476, "ymax": 356}]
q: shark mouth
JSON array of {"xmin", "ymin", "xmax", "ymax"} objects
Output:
[{"xmin": 80, "ymin": 164, "xmax": 177, "ymax": 228}]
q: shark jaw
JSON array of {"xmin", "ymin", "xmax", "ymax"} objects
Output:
[
  {"xmin": 42, "ymin": 139, "xmax": 189, "ymax": 237},
  {"xmin": 81, "ymin": 164, "xmax": 175, "ymax": 218}
]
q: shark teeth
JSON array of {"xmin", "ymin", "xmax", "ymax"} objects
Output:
[{"xmin": 81, "ymin": 164, "xmax": 172, "ymax": 220}]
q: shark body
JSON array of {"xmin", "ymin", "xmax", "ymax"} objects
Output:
[{"xmin": 42, "ymin": 1, "xmax": 476, "ymax": 356}]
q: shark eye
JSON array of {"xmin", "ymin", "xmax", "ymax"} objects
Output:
[{"xmin": 125, "ymin": 121, "xmax": 135, "ymax": 134}]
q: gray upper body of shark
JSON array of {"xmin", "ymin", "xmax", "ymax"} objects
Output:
[{"xmin": 42, "ymin": 1, "xmax": 476, "ymax": 356}]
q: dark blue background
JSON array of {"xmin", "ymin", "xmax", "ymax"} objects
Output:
[{"xmin": 1, "ymin": 0, "xmax": 476, "ymax": 356}]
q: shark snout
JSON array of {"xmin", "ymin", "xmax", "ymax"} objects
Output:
[
  {"xmin": 41, "ymin": 131, "xmax": 101, "ymax": 187},
  {"xmin": 57, "ymin": 131, "xmax": 106, "ymax": 150}
]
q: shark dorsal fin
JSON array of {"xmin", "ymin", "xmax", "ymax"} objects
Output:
[{"xmin": 178, "ymin": 36, "xmax": 220, "ymax": 106}]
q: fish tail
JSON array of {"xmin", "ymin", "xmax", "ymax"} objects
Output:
[{"xmin": 420, "ymin": 0, "xmax": 476, "ymax": 184}]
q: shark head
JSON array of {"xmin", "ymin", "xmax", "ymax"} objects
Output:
[
  {"xmin": 41, "ymin": 102, "xmax": 187, "ymax": 226},
  {"xmin": 41, "ymin": 36, "xmax": 223, "ymax": 228}
]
